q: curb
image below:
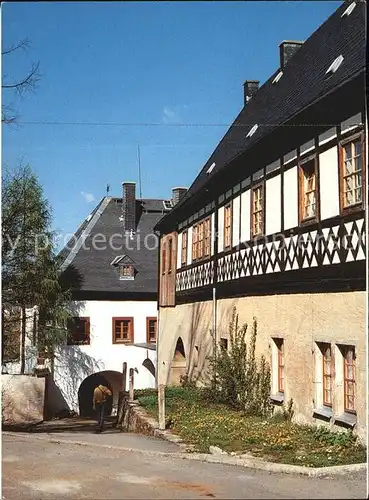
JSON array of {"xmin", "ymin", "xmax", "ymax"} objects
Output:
[
  {"xmin": 3, "ymin": 431, "xmax": 366, "ymax": 477},
  {"xmin": 2, "ymin": 431, "xmax": 183, "ymax": 459}
]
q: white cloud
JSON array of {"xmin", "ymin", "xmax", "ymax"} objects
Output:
[
  {"xmin": 162, "ymin": 104, "xmax": 189, "ymax": 124},
  {"xmin": 81, "ymin": 191, "xmax": 95, "ymax": 203}
]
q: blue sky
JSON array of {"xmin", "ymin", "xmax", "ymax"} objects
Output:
[{"xmin": 2, "ymin": 1, "xmax": 341, "ymax": 243}]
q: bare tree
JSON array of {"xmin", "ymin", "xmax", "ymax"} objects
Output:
[{"xmin": 2, "ymin": 38, "xmax": 41, "ymax": 124}]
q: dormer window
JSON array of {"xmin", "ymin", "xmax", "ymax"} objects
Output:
[
  {"xmin": 111, "ymin": 255, "xmax": 137, "ymax": 280},
  {"xmin": 119, "ymin": 264, "xmax": 134, "ymax": 280}
]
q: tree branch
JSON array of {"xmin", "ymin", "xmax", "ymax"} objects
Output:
[
  {"xmin": 1, "ymin": 38, "xmax": 30, "ymax": 56},
  {"xmin": 2, "ymin": 62, "xmax": 41, "ymax": 95}
]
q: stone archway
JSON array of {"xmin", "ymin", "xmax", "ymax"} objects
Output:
[
  {"xmin": 78, "ymin": 370, "xmax": 124, "ymax": 417},
  {"xmin": 168, "ymin": 337, "xmax": 186, "ymax": 386},
  {"xmin": 142, "ymin": 358, "xmax": 155, "ymax": 378}
]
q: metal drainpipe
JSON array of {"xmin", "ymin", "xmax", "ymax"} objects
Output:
[
  {"xmin": 212, "ymin": 286, "xmax": 217, "ymax": 352},
  {"xmin": 212, "ymin": 197, "xmax": 219, "ymax": 357},
  {"xmin": 155, "ymin": 229, "xmax": 161, "ymax": 390}
]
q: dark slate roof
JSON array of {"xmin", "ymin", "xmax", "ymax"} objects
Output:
[
  {"xmin": 60, "ymin": 197, "xmax": 169, "ymax": 294},
  {"xmin": 156, "ymin": 0, "xmax": 365, "ymax": 230}
]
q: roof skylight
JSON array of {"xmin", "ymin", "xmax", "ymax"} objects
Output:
[
  {"xmin": 246, "ymin": 124, "xmax": 258, "ymax": 138},
  {"xmin": 326, "ymin": 55, "xmax": 344, "ymax": 75},
  {"xmin": 341, "ymin": 2, "xmax": 356, "ymax": 17},
  {"xmin": 272, "ymin": 71, "xmax": 283, "ymax": 84},
  {"xmin": 206, "ymin": 162, "xmax": 216, "ymax": 174},
  {"xmin": 163, "ymin": 200, "xmax": 173, "ymax": 210}
]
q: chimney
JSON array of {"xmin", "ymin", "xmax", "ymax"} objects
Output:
[
  {"xmin": 122, "ymin": 182, "xmax": 136, "ymax": 233},
  {"xmin": 243, "ymin": 80, "xmax": 259, "ymax": 105},
  {"xmin": 279, "ymin": 40, "xmax": 304, "ymax": 69},
  {"xmin": 172, "ymin": 187, "xmax": 187, "ymax": 206}
]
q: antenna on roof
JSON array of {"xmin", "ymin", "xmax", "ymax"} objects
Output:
[
  {"xmin": 137, "ymin": 145, "xmax": 143, "ymax": 199},
  {"xmin": 106, "ymin": 183, "xmax": 110, "ymax": 196}
]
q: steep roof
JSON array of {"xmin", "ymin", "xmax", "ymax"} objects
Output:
[
  {"xmin": 155, "ymin": 0, "xmax": 365, "ymax": 230},
  {"xmin": 60, "ymin": 197, "xmax": 168, "ymax": 295}
]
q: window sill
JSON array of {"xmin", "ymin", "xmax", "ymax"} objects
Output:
[
  {"xmin": 340, "ymin": 203, "xmax": 364, "ymax": 216},
  {"xmin": 113, "ymin": 341, "xmax": 134, "ymax": 345},
  {"xmin": 299, "ymin": 216, "xmax": 318, "ymax": 227},
  {"xmin": 333, "ymin": 412, "xmax": 357, "ymax": 429},
  {"xmin": 270, "ymin": 393, "xmax": 284, "ymax": 405},
  {"xmin": 313, "ymin": 406, "xmax": 332, "ymax": 421}
]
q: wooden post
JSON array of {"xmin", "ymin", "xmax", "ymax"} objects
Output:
[
  {"xmin": 158, "ymin": 384, "xmax": 165, "ymax": 430},
  {"xmin": 116, "ymin": 362, "xmax": 129, "ymax": 427},
  {"xmin": 122, "ymin": 362, "xmax": 127, "ymax": 392},
  {"xmin": 129, "ymin": 368, "xmax": 134, "ymax": 401}
]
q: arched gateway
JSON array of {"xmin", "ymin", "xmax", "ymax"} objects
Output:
[
  {"xmin": 168, "ymin": 337, "xmax": 186, "ymax": 386},
  {"xmin": 78, "ymin": 370, "xmax": 124, "ymax": 417}
]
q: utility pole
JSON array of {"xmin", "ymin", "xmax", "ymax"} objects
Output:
[
  {"xmin": 137, "ymin": 145, "xmax": 143, "ymax": 199},
  {"xmin": 158, "ymin": 384, "xmax": 165, "ymax": 430}
]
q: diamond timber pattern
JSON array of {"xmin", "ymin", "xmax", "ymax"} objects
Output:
[
  {"xmin": 176, "ymin": 217, "xmax": 365, "ymax": 291},
  {"xmin": 176, "ymin": 260, "xmax": 214, "ymax": 291}
]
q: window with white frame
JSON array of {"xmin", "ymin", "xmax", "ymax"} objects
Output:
[
  {"xmin": 340, "ymin": 138, "xmax": 363, "ymax": 210},
  {"xmin": 342, "ymin": 345, "xmax": 356, "ymax": 413},
  {"xmin": 315, "ymin": 342, "xmax": 333, "ymax": 411},
  {"xmin": 251, "ymin": 184, "xmax": 264, "ymax": 237},
  {"xmin": 299, "ymin": 158, "xmax": 317, "ymax": 222}
]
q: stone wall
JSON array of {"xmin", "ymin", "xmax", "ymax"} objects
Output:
[
  {"xmin": 157, "ymin": 291, "xmax": 366, "ymax": 441},
  {"xmin": 2, "ymin": 374, "xmax": 45, "ymax": 427}
]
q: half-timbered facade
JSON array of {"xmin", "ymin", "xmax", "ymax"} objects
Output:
[{"xmin": 155, "ymin": 1, "xmax": 367, "ymax": 440}]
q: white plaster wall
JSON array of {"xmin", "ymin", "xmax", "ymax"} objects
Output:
[
  {"xmin": 319, "ymin": 146, "xmax": 340, "ymax": 220},
  {"xmin": 232, "ymin": 195, "xmax": 240, "ymax": 247},
  {"xmin": 265, "ymin": 176, "xmax": 281, "ymax": 235},
  {"xmin": 240, "ymin": 190, "xmax": 250, "ymax": 242},
  {"xmin": 53, "ymin": 300, "xmax": 157, "ymax": 411},
  {"xmin": 177, "ymin": 232, "xmax": 182, "ymax": 269},
  {"xmin": 283, "ymin": 167, "xmax": 298, "ymax": 229},
  {"xmin": 211, "ymin": 212, "xmax": 215, "ymax": 256},
  {"xmin": 187, "ymin": 226, "xmax": 193, "ymax": 264},
  {"xmin": 218, "ymin": 205, "xmax": 225, "ymax": 252}
]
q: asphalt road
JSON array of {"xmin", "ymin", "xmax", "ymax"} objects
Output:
[{"xmin": 2, "ymin": 433, "xmax": 367, "ymax": 499}]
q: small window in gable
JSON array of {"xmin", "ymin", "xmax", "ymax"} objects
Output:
[
  {"xmin": 326, "ymin": 55, "xmax": 344, "ymax": 76},
  {"xmin": 119, "ymin": 264, "xmax": 134, "ymax": 280},
  {"xmin": 111, "ymin": 255, "xmax": 136, "ymax": 280}
]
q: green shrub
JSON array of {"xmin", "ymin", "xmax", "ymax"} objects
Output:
[
  {"xmin": 312, "ymin": 426, "xmax": 358, "ymax": 447},
  {"xmin": 207, "ymin": 307, "xmax": 273, "ymax": 418}
]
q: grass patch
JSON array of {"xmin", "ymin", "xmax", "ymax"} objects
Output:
[{"xmin": 136, "ymin": 387, "xmax": 366, "ymax": 468}]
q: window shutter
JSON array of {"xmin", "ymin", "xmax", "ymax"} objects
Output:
[{"xmin": 168, "ymin": 232, "xmax": 177, "ymax": 306}]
